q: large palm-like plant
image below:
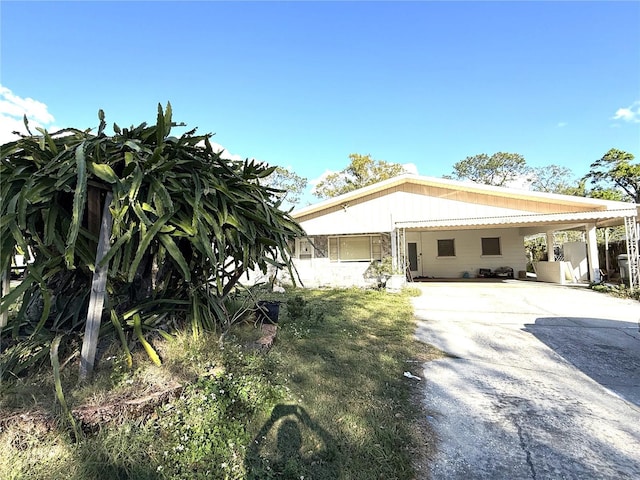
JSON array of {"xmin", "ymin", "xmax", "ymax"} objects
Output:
[{"xmin": 0, "ymin": 104, "xmax": 303, "ymax": 372}]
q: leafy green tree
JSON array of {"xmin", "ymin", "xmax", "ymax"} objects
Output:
[
  {"xmin": 313, "ymin": 153, "xmax": 407, "ymax": 198},
  {"xmin": 586, "ymin": 186, "xmax": 626, "ymax": 202},
  {"xmin": 446, "ymin": 152, "xmax": 530, "ymax": 187},
  {"xmin": 263, "ymin": 166, "xmax": 307, "ymax": 208},
  {"xmin": 583, "ymin": 148, "xmax": 640, "ymax": 203},
  {"xmin": 530, "ymin": 165, "xmax": 577, "ymax": 194},
  {"xmin": 530, "ymin": 163, "xmax": 624, "ymax": 200},
  {"xmin": 0, "ymin": 104, "xmax": 303, "ymax": 370}
]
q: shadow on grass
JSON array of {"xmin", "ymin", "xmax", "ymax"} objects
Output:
[
  {"xmin": 245, "ymin": 404, "xmax": 340, "ymax": 479},
  {"xmin": 261, "ymin": 288, "xmax": 435, "ymax": 479}
]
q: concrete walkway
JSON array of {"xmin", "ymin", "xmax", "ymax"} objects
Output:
[{"xmin": 412, "ymin": 280, "xmax": 640, "ymax": 480}]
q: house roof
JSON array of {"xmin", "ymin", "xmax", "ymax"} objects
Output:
[
  {"xmin": 293, "ymin": 174, "xmax": 638, "ymax": 231},
  {"xmin": 395, "ymin": 209, "xmax": 637, "ymax": 231}
]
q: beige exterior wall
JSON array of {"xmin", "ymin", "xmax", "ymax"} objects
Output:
[
  {"xmin": 298, "ymin": 188, "xmax": 593, "ymax": 236},
  {"xmin": 406, "ymin": 228, "xmax": 527, "ymax": 279},
  {"xmin": 285, "ymin": 228, "xmax": 527, "ymax": 285}
]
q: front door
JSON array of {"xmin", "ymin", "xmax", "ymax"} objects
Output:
[{"xmin": 407, "ymin": 241, "xmax": 422, "ymax": 278}]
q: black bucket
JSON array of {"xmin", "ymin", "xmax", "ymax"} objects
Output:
[{"xmin": 256, "ymin": 300, "xmax": 280, "ymax": 324}]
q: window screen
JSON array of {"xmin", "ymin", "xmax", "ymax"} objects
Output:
[
  {"xmin": 481, "ymin": 237, "xmax": 501, "ymax": 255},
  {"xmin": 339, "ymin": 236, "xmax": 371, "ymax": 261},
  {"xmin": 437, "ymin": 239, "xmax": 455, "ymax": 257},
  {"xmin": 329, "ymin": 238, "xmax": 339, "ymax": 261},
  {"xmin": 328, "ymin": 235, "xmax": 382, "ymax": 262}
]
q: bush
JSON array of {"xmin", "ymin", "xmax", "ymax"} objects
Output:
[
  {"xmin": 0, "ymin": 104, "xmax": 303, "ymax": 377},
  {"xmin": 590, "ymin": 283, "xmax": 640, "ymax": 301}
]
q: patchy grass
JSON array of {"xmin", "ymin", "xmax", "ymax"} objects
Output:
[
  {"xmin": 590, "ymin": 282, "xmax": 640, "ymax": 301},
  {"xmin": 0, "ymin": 287, "xmax": 438, "ymax": 479}
]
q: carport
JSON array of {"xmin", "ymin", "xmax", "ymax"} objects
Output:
[{"xmin": 394, "ymin": 205, "xmax": 639, "ymax": 287}]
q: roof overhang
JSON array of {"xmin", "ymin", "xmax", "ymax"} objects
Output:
[{"xmin": 394, "ymin": 207, "xmax": 638, "ymax": 232}]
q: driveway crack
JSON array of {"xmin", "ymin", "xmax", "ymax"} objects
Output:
[
  {"xmin": 515, "ymin": 422, "xmax": 537, "ymax": 480},
  {"xmin": 620, "ymin": 328, "xmax": 640, "ymax": 341}
]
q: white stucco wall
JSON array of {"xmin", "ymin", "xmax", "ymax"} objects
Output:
[
  {"xmin": 534, "ymin": 261, "xmax": 576, "ymax": 284},
  {"xmin": 290, "ymin": 258, "xmax": 377, "ymax": 288},
  {"xmin": 563, "ymin": 241, "xmax": 589, "ymax": 282},
  {"xmin": 246, "ymin": 258, "xmax": 379, "ymax": 289},
  {"xmin": 408, "ymin": 228, "xmax": 527, "ymax": 278}
]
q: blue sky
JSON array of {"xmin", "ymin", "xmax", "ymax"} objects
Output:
[{"xmin": 1, "ymin": 1, "xmax": 639, "ymax": 204}]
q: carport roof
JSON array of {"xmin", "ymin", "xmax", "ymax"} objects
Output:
[{"xmin": 395, "ymin": 207, "xmax": 639, "ymax": 231}]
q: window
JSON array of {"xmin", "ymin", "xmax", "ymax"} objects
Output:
[
  {"xmin": 481, "ymin": 237, "xmax": 501, "ymax": 256},
  {"xmin": 297, "ymin": 237, "xmax": 313, "ymax": 260},
  {"xmin": 437, "ymin": 239, "xmax": 455, "ymax": 257},
  {"xmin": 328, "ymin": 235, "xmax": 383, "ymax": 262}
]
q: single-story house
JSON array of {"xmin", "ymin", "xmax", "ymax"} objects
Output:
[{"xmin": 286, "ymin": 174, "xmax": 639, "ymax": 288}]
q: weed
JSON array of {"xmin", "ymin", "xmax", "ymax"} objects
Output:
[
  {"xmin": 590, "ymin": 283, "xmax": 640, "ymax": 301},
  {"xmin": 285, "ymin": 295, "xmax": 307, "ymax": 320}
]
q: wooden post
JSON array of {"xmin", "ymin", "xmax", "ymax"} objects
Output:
[
  {"xmin": 87, "ymin": 185, "xmax": 102, "ymax": 237},
  {"xmin": 79, "ymin": 192, "xmax": 113, "ymax": 381},
  {"xmin": 1, "ymin": 268, "xmax": 9, "ymax": 355}
]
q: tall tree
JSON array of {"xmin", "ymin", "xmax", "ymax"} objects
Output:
[
  {"xmin": 530, "ymin": 164, "xmax": 624, "ymax": 200},
  {"xmin": 530, "ymin": 165, "xmax": 580, "ymax": 194},
  {"xmin": 446, "ymin": 152, "xmax": 530, "ymax": 187},
  {"xmin": 583, "ymin": 148, "xmax": 640, "ymax": 203},
  {"xmin": 262, "ymin": 166, "xmax": 307, "ymax": 208},
  {"xmin": 313, "ymin": 153, "xmax": 407, "ymax": 198}
]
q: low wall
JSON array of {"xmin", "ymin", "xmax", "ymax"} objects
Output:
[
  {"xmin": 245, "ymin": 259, "xmax": 378, "ymax": 288},
  {"xmin": 291, "ymin": 258, "xmax": 376, "ymax": 288},
  {"xmin": 535, "ymin": 261, "xmax": 576, "ymax": 284}
]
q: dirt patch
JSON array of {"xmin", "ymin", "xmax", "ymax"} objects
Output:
[{"xmin": 1, "ymin": 381, "xmax": 183, "ymax": 436}]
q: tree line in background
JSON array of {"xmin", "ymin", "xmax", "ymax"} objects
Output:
[
  {"xmin": 447, "ymin": 148, "xmax": 639, "ymax": 203},
  {"xmin": 276, "ymin": 148, "xmax": 639, "ymax": 206}
]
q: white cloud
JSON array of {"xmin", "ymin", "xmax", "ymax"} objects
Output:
[
  {"xmin": 556, "ymin": 122, "xmax": 567, "ymax": 128},
  {"xmin": 198, "ymin": 141, "xmax": 244, "ymax": 161},
  {"xmin": 309, "ymin": 169, "xmax": 335, "ymax": 188},
  {"xmin": 505, "ymin": 174, "xmax": 534, "ymax": 190},
  {"xmin": 0, "ymin": 85, "xmax": 57, "ymax": 144},
  {"xmin": 612, "ymin": 101, "xmax": 640, "ymax": 123},
  {"xmin": 402, "ymin": 162, "xmax": 419, "ymax": 174},
  {"xmin": 195, "ymin": 139, "xmax": 245, "ymax": 161},
  {"xmin": 0, "ymin": 114, "xmax": 29, "ymax": 145},
  {"xmin": 0, "ymin": 86, "xmax": 54, "ymax": 124},
  {"xmin": 208, "ymin": 141, "xmax": 244, "ymax": 161}
]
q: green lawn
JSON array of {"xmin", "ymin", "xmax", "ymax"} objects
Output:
[{"xmin": 0, "ymin": 287, "xmax": 437, "ymax": 479}]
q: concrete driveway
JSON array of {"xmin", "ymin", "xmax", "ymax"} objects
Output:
[{"xmin": 411, "ymin": 280, "xmax": 640, "ymax": 480}]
